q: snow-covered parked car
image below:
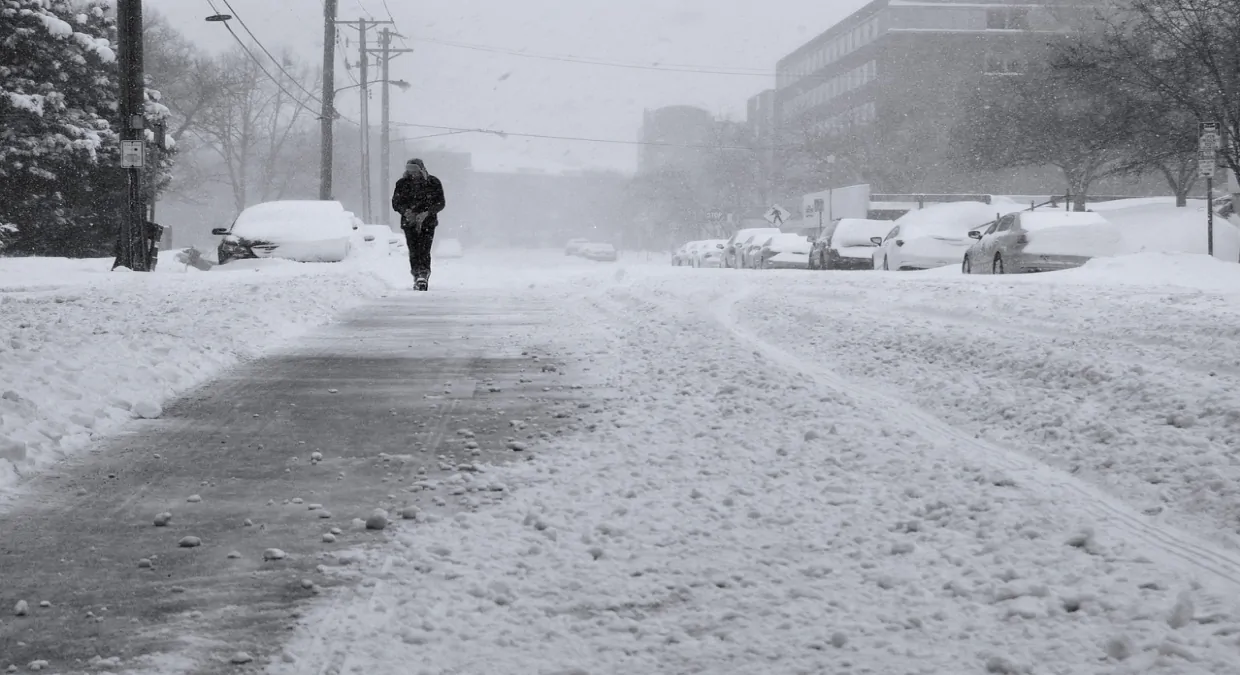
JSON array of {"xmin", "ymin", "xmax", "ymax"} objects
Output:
[
  {"xmin": 213, "ymin": 200, "xmax": 358, "ymax": 264},
  {"xmin": 579, "ymin": 242, "xmax": 618, "ymax": 262},
  {"xmin": 870, "ymin": 201, "xmax": 1022, "ymax": 271},
  {"xmin": 361, "ymin": 224, "xmax": 401, "ymax": 255},
  {"xmin": 754, "ymin": 233, "xmax": 812, "ymax": 269},
  {"xmin": 816, "ymin": 218, "xmax": 891, "ymax": 270},
  {"xmin": 672, "ymin": 241, "xmax": 700, "ymax": 266},
  {"xmin": 693, "ymin": 239, "xmax": 726, "ymax": 268},
  {"xmin": 435, "ymin": 238, "xmax": 464, "ymax": 259},
  {"xmin": 722, "ymin": 227, "xmax": 780, "ymax": 268},
  {"xmin": 565, "ymin": 238, "xmax": 590, "ymax": 256},
  {"xmin": 962, "ymin": 210, "xmax": 1123, "ymax": 274}
]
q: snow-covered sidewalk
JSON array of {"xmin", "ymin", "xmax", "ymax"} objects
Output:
[
  {"xmin": 0, "ymin": 252, "xmax": 410, "ymax": 493},
  {"xmin": 267, "ymin": 255, "xmax": 1240, "ymax": 675}
]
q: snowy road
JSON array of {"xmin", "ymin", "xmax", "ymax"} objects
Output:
[
  {"xmin": 270, "ymin": 255, "xmax": 1240, "ymax": 675},
  {"xmin": 5, "ymin": 251, "xmax": 1240, "ymax": 673}
]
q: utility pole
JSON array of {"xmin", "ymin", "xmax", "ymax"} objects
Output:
[
  {"xmin": 114, "ymin": 0, "xmax": 150, "ymax": 271},
  {"xmin": 337, "ymin": 18, "xmax": 394, "ymax": 223},
  {"xmin": 319, "ymin": 0, "xmax": 337, "ymax": 200},
  {"xmin": 373, "ymin": 29, "xmax": 412, "ymax": 227}
]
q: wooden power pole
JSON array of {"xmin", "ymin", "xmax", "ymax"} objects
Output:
[
  {"xmin": 338, "ymin": 18, "xmax": 394, "ymax": 223},
  {"xmin": 319, "ymin": 0, "xmax": 337, "ymax": 200},
  {"xmin": 114, "ymin": 0, "xmax": 151, "ymax": 271},
  {"xmin": 373, "ymin": 29, "xmax": 412, "ymax": 227}
]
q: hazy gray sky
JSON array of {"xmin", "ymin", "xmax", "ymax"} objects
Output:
[{"xmin": 154, "ymin": 0, "xmax": 869, "ymax": 173}]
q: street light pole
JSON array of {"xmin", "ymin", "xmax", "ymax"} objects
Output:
[{"xmin": 320, "ymin": 0, "xmax": 337, "ymax": 200}]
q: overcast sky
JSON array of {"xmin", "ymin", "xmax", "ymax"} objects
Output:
[{"xmin": 153, "ymin": 0, "xmax": 869, "ymax": 173}]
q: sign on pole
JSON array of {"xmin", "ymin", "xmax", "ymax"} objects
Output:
[
  {"xmin": 120, "ymin": 140, "xmax": 145, "ymax": 169},
  {"xmin": 764, "ymin": 204, "xmax": 792, "ymax": 225}
]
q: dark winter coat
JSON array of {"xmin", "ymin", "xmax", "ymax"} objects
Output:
[{"xmin": 391, "ymin": 173, "xmax": 446, "ymax": 230}]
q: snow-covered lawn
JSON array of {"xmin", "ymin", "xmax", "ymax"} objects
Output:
[{"xmin": 268, "ymin": 252, "xmax": 1240, "ymax": 675}]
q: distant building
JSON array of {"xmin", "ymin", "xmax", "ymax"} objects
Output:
[
  {"xmin": 746, "ymin": 89, "xmax": 777, "ymax": 204},
  {"xmin": 636, "ymin": 105, "xmax": 716, "ymax": 175},
  {"xmin": 772, "ymin": 0, "xmax": 1093, "ymax": 193}
]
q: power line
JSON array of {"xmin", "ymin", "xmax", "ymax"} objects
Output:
[
  {"xmin": 204, "ymin": 0, "xmax": 325, "ymax": 119},
  {"xmin": 411, "ymin": 36, "xmax": 773, "ymax": 76},
  {"xmin": 379, "ymin": 0, "xmax": 412, "ymax": 50},
  {"xmin": 215, "ymin": 0, "xmax": 322, "ymax": 104},
  {"xmin": 391, "ymin": 121, "xmax": 762, "ymax": 150}
]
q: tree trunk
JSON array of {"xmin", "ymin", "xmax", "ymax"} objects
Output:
[{"xmin": 1176, "ymin": 191, "xmax": 1188, "ymax": 207}]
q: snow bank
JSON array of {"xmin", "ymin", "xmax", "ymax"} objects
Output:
[
  {"xmin": 269, "ymin": 268, "xmax": 1240, "ymax": 675},
  {"xmin": 1094, "ymin": 199, "xmax": 1240, "ymax": 262},
  {"xmin": 0, "ymin": 253, "xmax": 407, "ymax": 492}
]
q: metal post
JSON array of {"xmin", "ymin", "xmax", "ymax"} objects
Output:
[
  {"xmin": 358, "ymin": 18, "xmax": 371, "ymax": 222},
  {"xmin": 1208, "ymin": 175, "xmax": 1215, "ymax": 256},
  {"xmin": 114, "ymin": 0, "xmax": 148, "ymax": 271},
  {"xmin": 380, "ymin": 29, "xmax": 391, "ymax": 227},
  {"xmin": 319, "ymin": 0, "xmax": 337, "ymax": 200}
]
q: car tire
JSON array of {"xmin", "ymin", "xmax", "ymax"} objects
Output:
[
  {"xmin": 882, "ymin": 256, "xmax": 889, "ymax": 271},
  {"xmin": 962, "ymin": 256, "xmax": 971, "ymax": 274},
  {"xmin": 993, "ymin": 254, "xmax": 1004, "ymax": 275}
]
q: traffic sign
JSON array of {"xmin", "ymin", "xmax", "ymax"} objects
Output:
[
  {"xmin": 1199, "ymin": 159, "xmax": 1216, "ymax": 178},
  {"xmin": 120, "ymin": 140, "xmax": 145, "ymax": 168},
  {"xmin": 1200, "ymin": 121, "xmax": 1222, "ymax": 150},
  {"xmin": 765, "ymin": 204, "xmax": 792, "ymax": 225}
]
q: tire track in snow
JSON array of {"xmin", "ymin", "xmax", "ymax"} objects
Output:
[{"xmin": 710, "ymin": 285, "xmax": 1240, "ymax": 595}]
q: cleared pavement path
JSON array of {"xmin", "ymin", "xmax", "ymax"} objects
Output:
[{"xmin": 0, "ymin": 290, "xmax": 583, "ymax": 674}]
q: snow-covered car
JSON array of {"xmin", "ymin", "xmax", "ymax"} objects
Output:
[
  {"xmin": 213, "ymin": 200, "xmax": 358, "ymax": 264},
  {"xmin": 672, "ymin": 241, "xmax": 700, "ymax": 266},
  {"xmin": 870, "ymin": 201, "xmax": 1022, "ymax": 271},
  {"xmin": 579, "ymin": 242, "xmax": 618, "ymax": 262},
  {"xmin": 962, "ymin": 211, "xmax": 1122, "ymax": 274},
  {"xmin": 739, "ymin": 235, "xmax": 770, "ymax": 268},
  {"xmin": 754, "ymin": 233, "xmax": 812, "ymax": 269},
  {"xmin": 361, "ymin": 224, "xmax": 401, "ymax": 255},
  {"xmin": 693, "ymin": 239, "xmax": 727, "ymax": 267},
  {"xmin": 565, "ymin": 238, "xmax": 590, "ymax": 256},
  {"xmin": 817, "ymin": 218, "xmax": 891, "ymax": 270},
  {"xmin": 435, "ymin": 237, "xmax": 464, "ymax": 259},
  {"xmin": 722, "ymin": 227, "xmax": 780, "ymax": 268}
]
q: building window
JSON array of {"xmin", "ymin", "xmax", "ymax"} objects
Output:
[{"xmin": 987, "ymin": 7, "xmax": 1030, "ymax": 30}]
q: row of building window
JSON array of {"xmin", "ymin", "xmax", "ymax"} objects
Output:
[
  {"xmin": 777, "ymin": 15, "xmax": 882, "ymax": 88},
  {"xmin": 810, "ymin": 102, "xmax": 878, "ymax": 136},
  {"xmin": 783, "ymin": 60, "xmax": 878, "ymax": 118}
]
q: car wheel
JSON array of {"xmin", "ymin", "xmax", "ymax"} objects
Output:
[
  {"xmin": 993, "ymin": 254, "xmax": 1004, "ymax": 275},
  {"xmin": 882, "ymin": 256, "xmax": 889, "ymax": 271},
  {"xmin": 962, "ymin": 256, "xmax": 971, "ymax": 274}
]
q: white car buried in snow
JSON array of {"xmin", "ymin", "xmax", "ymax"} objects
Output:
[
  {"xmin": 361, "ymin": 224, "xmax": 401, "ymax": 255},
  {"xmin": 871, "ymin": 201, "xmax": 1023, "ymax": 271},
  {"xmin": 754, "ymin": 233, "xmax": 812, "ymax": 269},
  {"xmin": 213, "ymin": 200, "xmax": 359, "ymax": 264},
  {"xmin": 963, "ymin": 210, "xmax": 1123, "ymax": 274}
]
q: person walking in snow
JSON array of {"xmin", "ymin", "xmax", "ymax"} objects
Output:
[{"xmin": 391, "ymin": 158, "xmax": 446, "ymax": 291}]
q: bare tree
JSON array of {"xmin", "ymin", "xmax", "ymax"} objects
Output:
[
  {"xmin": 192, "ymin": 47, "xmax": 320, "ymax": 211},
  {"xmin": 951, "ymin": 58, "xmax": 1140, "ymax": 210}
]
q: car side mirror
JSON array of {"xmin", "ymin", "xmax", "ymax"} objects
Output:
[
  {"xmin": 211, "ymin": 227, "xmax": 229, "ymax": 236},
  {"xmin": 364, "ymin": 235, "xmax": 376, "ymax": 242},
  {"xmin": 968, "ymin": 231, "xmax": 982, "ymax": 240},
  {"xmin": 870, "ymin": 237, "xmax": 883, "ymax": 245},
  {"xmin": 895, "ymin": 239, "xmax": 904, "ymax": 247},
  {"xmin": 717, "ymin": 243, "xmax": 724, "ymax": 249}
]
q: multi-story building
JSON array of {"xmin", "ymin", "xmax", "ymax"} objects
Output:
[
  {"xmin": 637, "ymin": 105, "xmax": 716, "ymax": 175},
  {"xmin": 746, "ymin": 89, "xmax": 778, "ymax": 204},
  {"xmin": 773, "ymin": 0, "xmax": 1090, "ymax": 192}
]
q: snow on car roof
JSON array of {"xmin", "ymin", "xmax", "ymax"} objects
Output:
[
  {"xmin": 232, "ymin": 200, "xmax": 352, "ymax": 241},
  {"xmin": 831, "ymin": 219, "xmax": 895, "ymax": 247},
  {"xmin": 895, "ymin": 201, "xmax": 1019, "ymax": 236},
  {"xmin": 1018, "ymin": 211, "xmax": 1112, "ymax": 230}
]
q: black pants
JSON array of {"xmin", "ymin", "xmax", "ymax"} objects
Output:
[{"xmin": 402, "ymin": 225, "xmax": 435, "ymax": 278}]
